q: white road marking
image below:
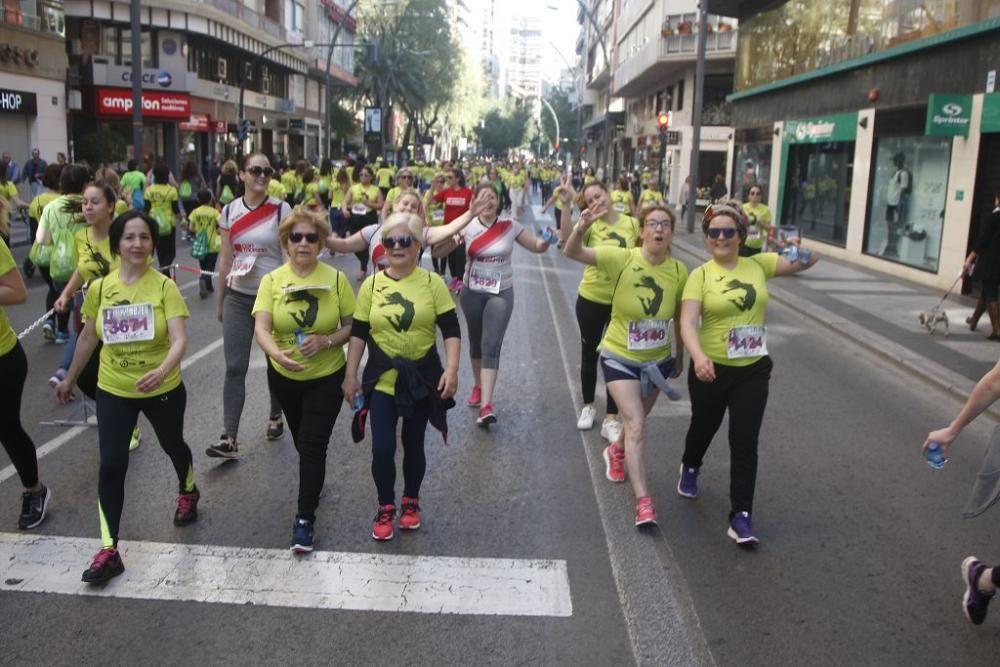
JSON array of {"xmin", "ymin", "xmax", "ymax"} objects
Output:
[
  {"xmin": 0, "ymin": 336, "xmax": 225, "ymax": 486},
  {"xmin": 0, "ymin": 533, "xmax": 573, "ymax": 617}
]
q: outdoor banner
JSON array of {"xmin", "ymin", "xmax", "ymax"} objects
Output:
[
  {"xmin": 925, "ymin": 94, "xmax": 972, "ymax": 137},
  {"xmin": 783, "ymin": 112, "xmax": 858, "ymax": 144},
  {"xmin": 95, "ymin": 88, "xmax": 191, "ymax": 120}
]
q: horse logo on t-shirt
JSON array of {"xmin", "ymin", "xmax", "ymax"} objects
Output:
[
  {"xmin": 634, "ymin": 275, "xmax": 664, "ymax": 317},
  {"xmin": 380, "ymin": 291, "xmax": 415, "ymax": 332}
]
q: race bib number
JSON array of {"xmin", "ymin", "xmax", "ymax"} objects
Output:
[
  {"xmin": 627, "ymin": 319, "xmax": 669, "ymax": 351},
  {"xmin": 469, "ymin": 266, "xmax": 501, "ymax": 294},
  {"xmin": 228, "ymin": 253, "xmax": 257, "ymax": 285},
  {"xmin": 103, "ymin": 303, "xmax": 154, "ymax": 345},
  {"xmin": 351, "ymin": 204, "xmax": 368, "ymax": 216},
  {"xmin": 281, "ymin": 284, "xmax": 331, "ymax": 294},
  {"xmin": 747, "ymin": 226, "xmax": 761, "ymax": 241},
  {"xmin": 432, "ymin": 210, "xmax": 445, "ymax": 222},
  {"xmin": 613, "ymin": 202, "xmax": 626, "ymax": 212},
  {"xmin": 727, "ymin": 325, "xmax": 768, "ymax": 359}
]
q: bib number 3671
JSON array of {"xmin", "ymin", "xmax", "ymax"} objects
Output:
[
  {"xmin": 103, "ymin": 303, "xmax": 155, "ymax": 344},
  {"xmin": 727, "ymin": 325, "xmax": 767, "ymax": 359}
]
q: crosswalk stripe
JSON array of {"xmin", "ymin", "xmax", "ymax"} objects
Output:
[{"xmin": 0, "ymin": 533, "xmax": 573, "ymax": 617}]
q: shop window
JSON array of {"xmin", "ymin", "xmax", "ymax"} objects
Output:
[
  {"xmin": 732, "ymin": 142, "xmax": 772, "ymax": 203},
  {"xmin": 863, "ymin": 135, "xmax": 951, "ymax": 271},
  {"xmin": 782, "ymin": 142, "xmax": 854, "ymax": 247}
]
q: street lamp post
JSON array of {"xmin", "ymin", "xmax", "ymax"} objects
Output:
[
  {"xmin": 323, "ymin": 0, "xmax": 362, "ymax": 159},
  {"xmin": 685, "ymin": 6, "xmax": 708, "ymax": 234}
]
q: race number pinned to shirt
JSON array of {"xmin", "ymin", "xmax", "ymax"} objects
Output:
[
  {"xmin": 352, "ymin": 204, "xmax": 368, "ymax": 216},
  {"xmin": 102, "ymin": 303, "xmax": 155, "ymax": 345},
  {"xmin": 627, "ymin": 319, "xmax": 669, "ymax": 351},
  {"xmin": 432, "ymin": 210, "xmax": 445, "ymax": 222},
  {"xmin": 613, "ymin": 202, "xmax": 626, "ymax": 212},
  {"xmin": 468, "ymin": 266, "xmax": 501, "ymax": 294},
  {"xmin": 747, "ymin": 226, "xmax": 761, "ymax": 241},
  {"xmin": 281, "ymin": 284, "xmax": 332, "ymax": 294},
  {"xmin": 228, "ymin": 253, "xmax": 257, "ymax": 286},
  {"xmin": 727, "ymin": 325, "xmax": 767, "ymax": 359}
]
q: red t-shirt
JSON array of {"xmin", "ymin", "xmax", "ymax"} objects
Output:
[{"xmin": 433, "ymin": 187, "xmax": 473, "ymax": 224}]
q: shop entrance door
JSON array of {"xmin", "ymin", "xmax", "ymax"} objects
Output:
[{"xmin": 964, "ymin": 132, "xmax": 1000, "ymax": 293}]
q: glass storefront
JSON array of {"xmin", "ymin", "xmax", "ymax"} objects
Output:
[
  {"xmin": 863, "ymin": 135, "xmax": 952, "ymax": 271},
  {"xmin": 732, "ymin": 141, "xmax": 772, "ymax": 203}
]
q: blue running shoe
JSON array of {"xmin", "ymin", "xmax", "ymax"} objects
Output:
[
  {"xmin": 727, "ymin": 511, "xmax": 759, "ymax": 546},
  {"xmin": 677, "ymin": 464, "xmax": 699, "ymax": 498},
  {"xmin": 290, "ymin": 518, "xmax": 314, "ymax": 553},
  {"xmin": 962, "ymin": 556, "xmax": 994, "ymax": 625}
]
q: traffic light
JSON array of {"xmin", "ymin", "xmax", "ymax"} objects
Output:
[
  {"xmin": 656, "ymin": 111, "xmax": 671, "ymax": 135},
  {"xmin": 239, "ymin": 119, "xmax": 251, "ymax": 141}
]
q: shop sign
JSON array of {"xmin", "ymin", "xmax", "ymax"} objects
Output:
[
  {"xmin": 783, "ymin": 112, "xmax": 857, "ymax": 144},
  {"xmin": 213, "ymin": 120, "xmax": 227, "ymax": 134},
  {"xmin": 288, "ymin": 118, "xmax": 305, "ymax": 134},
  {"xmin": 179, "ymin": 113, "xmax": 210, "ymax": 132},
  {"xmin": 981, "ymin": 94, "xmax": 1000, "ymax": 134},
  {"xmin": 95, "ymin": 88, "xmax": 191, "ymax": 119},
  {"xmin": 89, "ymin": 61, "xmax": 195, "ymax": 92},
  {"xmin": 925, "ymin": 94, "xmax": 971, "ymax": 137},
  {"xmin": 0, "ymin": 88, "xmax": 36, "ymax": 115}
]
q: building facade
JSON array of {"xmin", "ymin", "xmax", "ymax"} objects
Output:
[
  {"xmin": 575, "ymin": 0, "xmax": 624, "ymax": 179},
  {"xmin": 712, "ymin": 0, "xmax": 1000, "ymax": 290}
]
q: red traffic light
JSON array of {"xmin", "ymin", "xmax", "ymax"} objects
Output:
[{"xmin": 656, "ymin": 112, "xmax": 671, "ymax": 128}]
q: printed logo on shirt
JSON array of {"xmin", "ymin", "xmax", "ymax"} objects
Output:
[
  {"xmin": 634, "ymin": 275, "xmax": 664, "ymax": 317},
  {"xmin": 722, "ymin": 279, "xmax": 756, "ymax": 312},
  {"xmin": 378, "ymin": 288, "xmax": 415, "ymax": 332},
  {"xmin": 604, "ymin": 230, "xmax": 628, "ymax": 248},
  {"xmin": 283, "ymin": 286, "xmax": 319, "ymax": 328}
]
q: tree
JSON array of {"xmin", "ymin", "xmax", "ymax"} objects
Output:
[
  {"xmin": 540, "ymin": 88, "xmax": 580, "ymax": 157},
  {"xmin": 475, "ymin": 99, "xmax": 532, "ymax": 157},
  {"xmin": 75, "ymin": 126, "xmax": 127, "ymax": 166}
]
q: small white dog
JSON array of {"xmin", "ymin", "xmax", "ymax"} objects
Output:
[{"xmin": 918, "ymin": 308, "xmax": 950, "ymax": 336}]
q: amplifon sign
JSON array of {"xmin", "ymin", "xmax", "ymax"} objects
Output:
[{"xmin": 95, "ymin": 88, "xmax": 191, "ymax": 119}]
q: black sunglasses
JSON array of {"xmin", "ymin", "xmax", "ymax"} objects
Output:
[
  {"xmin": 247, "ymin": 165, "xmax": 275, "ymax": 178},
  {"xmin": 288, "ymin": 232, "xmax": 320, "ymax": 244},
  {"xmin": 705, "ymin": 228, "xmax": 738, "ymax": 239},
  {"xmin": 383, "ymin": 235, "xmax": 414, "ymax": 249}
]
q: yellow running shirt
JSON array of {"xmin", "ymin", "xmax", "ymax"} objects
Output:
[
  {"xmin": 354, "ymin": 268, "xmax": 454, "ymax": 395},
  {"xmin": 81, "ymin": 269, "xmax": 190, "ymax": 398},
  {"xmin": 376, "ymin": 167, "xmax": 394, "ymax": 189},
  {"xmin": 144, "ymin": 184, "xmax": 178, "ymax": 233},
  {"xmin": 681, "ymin": 253, "xmax": 779, "ymax": 367},
  {"xmin": 596, "ymin": 247, "xmax": 688, "ymax": 362},
  {"xmin": 610, "ymin": 190, "xmax": 634, "ymax": 215},
  {"xmin": 577, "ymin": 215, "xmax": 640, "ymax": 305},
  {"xmin": 0, "ymin": 238, "xmax": 17, "ymax": 356},
  {"xmin": 187, "ymin": 205, "xmax": 221, "ymax": 253},
  {"xmin": 28, "ymin": 191, "xmax": 58, "ymax": 223},
  {"xmin": 267, "ymin": 179, "xmax": 287, "ymax": 201},
  {"xmin": 74, "ymin": 227, "xmax": 117, "ymax": 283},
  {"xmin": 350, "ymin": 183, "xmax": 380, "ymax": 212},
  {"xmin": 639, "ymin": 189, "xmax": 662, "ymax": 209},
  {"xmin": 252, "ymin": 262, "xmax": 355, "ymax": 381},
  {"xmin": 741, "ymin": 202, "xmax": 772, "ymax": 250}
]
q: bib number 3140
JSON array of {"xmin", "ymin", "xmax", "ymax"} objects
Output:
[
  {"xmin": 727, "ymin": 325, "xmax": 767, "ymax": 359},
  {"xmin": 628, "ymin": 319, "xmax": 668, "ymax": 351},
  {"xmin": 103, "ymin": 303, "xmax": 155, "ymax": 344}
]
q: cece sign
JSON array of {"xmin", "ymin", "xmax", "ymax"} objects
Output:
[{"xmin": 0, "ymin": 88, "xmax": 37, "ymax": 115}]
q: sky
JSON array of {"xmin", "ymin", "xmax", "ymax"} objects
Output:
[{"xmin": 512, "ymin": 0, "xmax": 579, "ymax": 85}]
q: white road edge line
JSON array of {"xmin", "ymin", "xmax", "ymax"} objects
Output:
[
  {"xmin": 0, "ymin": 335, "xmax": 225, "ymax": 486},
  {"xmin": 0, "ymin": 532, "xmax": 573, "ymax": 617}
]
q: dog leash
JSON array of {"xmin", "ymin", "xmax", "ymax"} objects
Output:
[{"xmin": 931, "ymin": 272, "xmax": 965, "ymax": 310}]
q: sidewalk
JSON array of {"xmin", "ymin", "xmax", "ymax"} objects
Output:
[{"xmin": 670, "ymin": 228, "xmax": 1000, "ymax": 410}]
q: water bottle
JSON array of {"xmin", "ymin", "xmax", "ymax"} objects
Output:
[
  {"xmin": 294, "ymin": 328, "xmax": 306, "ymax": 348},
  {"xmin": 798, "ymin": 246, "xmax": 812, "ymax": 265},
  {"xmin": 539, "ymin": 226, "xmax": 556, "ymax": 244},
  {"xmin": 780, "ymin": 245, "xmax": 799, "ymax": 263},
  {"xmin": 924, "ymin": 442, "xmax": 947, "ymax": 469},
  {"xmin": 352, "ymin": 392, "xmax": 364, "ymax": 412}
]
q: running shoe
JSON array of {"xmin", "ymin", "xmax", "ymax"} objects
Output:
[
  {"xmin": 467, "ymin": 385, "xmax": 482, "ymax": 407},
  {"xmin": 173, "ymin": 487, "xmax": 200, "ymax": 526},
  {"xmin": 47, "ymin": 367, "xmax": 66, "ymax": 389},
  {"xmin": 266, "ymin": 416, "xmax": 284, "ymax": 441},
  {"xmin": 129, "ymin": 427, "xmax": 141, "ymax": 451},
  {"xmin": 635, "ymin": 496, "xmax": 657, "ymax": 527},
  {"xmin": 600, "ymin": 416, "xmax": 622, "ymax": 443},
  {"xmin": 602, "ymin": 441, "xmax": 626, "ymax": 483},
  {"xmin": 18, "ymin": 484, "xmax": 51, "ymax": 529},
  {"xmin": 290, "ymin": 518, "xmax": 315, "ymax": 553},
  {"xmin": 372, "ymin": 503, "xmax": 396, "ymax": 541},
  {"xmin": 53, "ymin": 331, "xmax": 69, "ymax": 345},
  {"xmin": 81, "ymin": 547, "xmax": 125, "ymax": 585},
  {"xmin": 677, "ymin": 464, "xmax": 699, "ymax": 499},
  {"xmin": 477, "ymin": 404, "xmax": 497, "ymax": 426},
  {"xmin": 576, "ymin": 405, "xmax": 597, "ymax": 430},
  {"xmin": 727, "ymin": 511, "xmax": 759, "ymax": 546},
  {"xmin": 399, "ymin": 497, "xmax": 421, "ymax": 530},
  {"xmin": 206, "ymin": 434, "xmax": 239, "ymax": 459},
  {"xmin": 962, "ymin": 556, "xmax": 995, "ymax": 625},
  {"xmin": 41, "ymin": 322, "xmax": 54, "ymax": 342},
  {"xmin": 198, "ymin": 281, "xmax": 209, "ymax": 299}
]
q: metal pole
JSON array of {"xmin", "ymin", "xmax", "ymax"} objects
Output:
[
  {"xmin": 685, "ymin": 4, "xmax": 707, "ymax": 234},
  {"xmin": 129, "ymin": 0, "xmax": 143, "ymax": 165}
]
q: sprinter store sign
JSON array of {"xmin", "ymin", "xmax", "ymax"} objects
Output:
[{"xmin": 95, "ymin": 88, "xmax": 191, "ymax": 119}]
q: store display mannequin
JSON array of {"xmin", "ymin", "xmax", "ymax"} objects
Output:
[{"xmin": 884, "ymin": 152, "xmax": 912, "ymax": 257}]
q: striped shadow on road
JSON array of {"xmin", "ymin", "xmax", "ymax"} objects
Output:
[{"xmin": 0, "ymin": 533, "xmax": 573, "ymax": 617}]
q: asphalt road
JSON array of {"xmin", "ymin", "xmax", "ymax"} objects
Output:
[{"xmin": 1, "ymin": 198, "xmax": 999, "ymax": 666}]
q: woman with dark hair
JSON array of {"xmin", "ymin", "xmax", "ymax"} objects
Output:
[
  {"xmin": 143, "ymin": 164, "xmax": 180, "ymax": 270},
  {"xmin": 329, "ymin": 167, "xmax": 351, "ymax": 237},
  {"xmin": 0, "ymin": 159, "xmax": 29, "ymax": 246},
  {"xmin": 54, "ymin": 210, "xmax": 197, "ymax": 584},
  {"xmin": 178, "ymin": 160, "xmax": 204, "ymax": 220},
  {"xmin": 340, "ymin": 165, "xmax": 383, "ymax": 280},
  {"xmin": 25, "ymin": 162, "xmax": 61, "ymax": 290},
  {"xmin": 318, "ymin": 158, "xmax": 334, "ymax": 209},
  {"xmin": 964, "ymin": 194, "xmax": 1000, "ymax": 340},
  {"xmin": 217, "ymin": 160, "xmax": 240, "ymax": 205},
  {"xmin": 432, "ymin": 168, "xmax": 474, "ymax": 292}
]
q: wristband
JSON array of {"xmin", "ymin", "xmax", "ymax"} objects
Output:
[{"xmin": 326, "ymin": 336, "xmax": 333, "ymax": 349}]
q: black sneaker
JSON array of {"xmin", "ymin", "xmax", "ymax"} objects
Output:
[
  {"xmin": 206, "ymin": 434, "xmax": 239, "ymax": 459},
  {"xmin": 290, "ymin": 518, "xmax": 314, "ymax": 553},
  {"xmin": 82, "ymin": 547, "xmax": 125, "ymax": 585},
  {"xmin": 174, "ymin": 486, "xmax": 200, "ymax": 526},
  {"xmin": 962, "ymin": 556, "xmax": 995, "ymax": 625},
  {"xmin": 266, "ymin": 416, "xmax": 284, "ymax": 441},
  {"xmin": 18, "ymin": 484, "xmax": 51, "ymax": 529}
]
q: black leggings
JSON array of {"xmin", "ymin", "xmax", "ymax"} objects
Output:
[
  {"xmin": 267, "ymin": 365, "xmax": 345, "ymax": 522},
  {"xmin": 96, "ymin": 383, "xmax": 194, "ymax": 547},
  {"xmin": 682, "ymin": 356, "xmax": 773, "ymax": 518},
  {"xmin": 432, "ymin": 255, "xmax": 447, "ymax": 276},
  {"xmin": 349, "ymin": 211, "xmax": 377, "ymax": 271},
  {"xmin": 447, "ymin": 243, "xmax": 466, "ymax": 281},
  {"xmin": 157, "ymin": 228, "xmax": 177, "ymax": 271},
  {"xmin": 0, "ymin": 342, "xmax": 39, "ymax": 488},
  {"xmin": 369, "ymin": 390, "xmax": 429, "ymax": 506},
  {"xmin": 575, "ymin": 295, "xmax": 618, "ymax": 415},
  {"xmin": 199, "ymin": 253, "xmax": 218, "ymax": 292}
]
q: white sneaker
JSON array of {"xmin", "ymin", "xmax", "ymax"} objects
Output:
[
  {"xmin": 600, "ymin": 417, "xmax": 622, "ymax": 443},
  {"xmin": 576, "ymin": 405, "xmax": 597, "ymax": 430}
]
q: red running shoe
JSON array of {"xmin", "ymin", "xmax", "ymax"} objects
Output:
[
  {"xmin": 635, "ymin": 496, "xmax": 657, "ymax": 527},
  {"xmin": 467, "ymin": 385, "xmax": 482, "ymax": 407},
  {"xmin": 477, "ymin": 404, "xmax": 497, "ymax": 426},
  {"xmin": 81, "ymin": 547, "xmax": 125, "ymax": 584},
  {"xmin": 399, "ymin": 496, "xmax": 421, "ymax": 530},
  {"xmin": 174, "ymin": 487, "xmax": 200, "ymax": 526},
  {"xmin": 372, "ymin": 503, "xmax": 396, "ymax": 541},
  {"xmin": 602, "ymin": 441, "xmax": 626, "ymax": 483}
]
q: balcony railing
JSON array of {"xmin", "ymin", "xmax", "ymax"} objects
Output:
[
  {"xmin": 659, "ymin": 28, "xmax": 736, "ymax": 57},
  {"xmin": 3, "ymin": 0, "xmax": 66, "ymax": 36},
  {"xmin": 199, "ymin": 0, "xmax": 285, "ymax": 41}
]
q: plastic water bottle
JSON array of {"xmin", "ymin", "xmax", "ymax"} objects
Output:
[
  {"xmin": 798, "ymin": 246, "xmax": 812, "ymax": 265},
  {"xmin": 780, "ymin": 245, "xmax": 799, "ymax": 263},
  {"xmin": 353, "ymin": 392, "xmax": 364, "ymax": 412},
  {"xmin": 294, "ymin": 328, "xmax": 306, "ymax": 348},
  {"xmin": 539, "ymin": 226, "xmax": 556, "ymax": 244},
  {"xmin": 924, "ymin": 442, "xmax": 947, "ymax": 469}
]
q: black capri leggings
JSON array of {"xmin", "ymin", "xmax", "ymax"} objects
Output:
[
  {"xmin": 370, "ymin": 390, "xmax": 429, "ymax": 506},
  {"xmin": 0, "ymin": 342, "xmax": 39, "ymax": 488},
  {"xmin": 575, "ymin": 295, "xmax": 618, "ymax": 415}
]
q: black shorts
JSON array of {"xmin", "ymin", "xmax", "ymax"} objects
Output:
[
  {"xmin": 600, "ymin": 356, "xmax": 676, "ymax": 384},
  {"xmin": 982, "ymin": 280, "xmax": 999, "ymax": 302}
]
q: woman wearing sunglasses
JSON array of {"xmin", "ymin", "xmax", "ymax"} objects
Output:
[
  {"xmin": 678, "ymin": 201, "xmax": 817, "ymax": 546},
  {"xmin": 740, "ymin": 186, "xmax": 773, "ymax": 256},
  {"xmin": 343, "ymin": 212, "xmax": 461, "ymax": 542},
  {"xmin": 340, "ymin": 165, "xmax": 384, "ymax": 280},
  {"xmin": 559, "ymin": 179, "xmax": 640, "ymax": 444},
  {"xmin": 252, "ymin": 208, "xmax": 355, "ymax": 553},
  {"xmin": 564, "ymin": 205, "xmax": 687, "ymax": 527},
  {"xmin": 209, "ymin": 153, "xmax": 292, "ymax": 460}
]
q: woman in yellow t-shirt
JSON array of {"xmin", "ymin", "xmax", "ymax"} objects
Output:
[
  {"xmin": 0, "ymin": 159, "xmax": 29, "ymax": 244},
  {"xmin": 54, "ymin": 210, "xmax": 197, "ymax": 585},
  {"xmin": 341, "ymin": 165, "xmax": 384, "ymax": 279},
  {"xmin": 0, "ymin": 237, "xmax": 52, "ymax": 530},
  {"xmin": 329, "ymin": 167, "xmax": 351, "ymax": 238},
  {"xmin": 342, "ymin": 212, "xmax": 460, "ymax": 542},
  {"xmin": 565, "ymin": 205, "xmax": 687, "ymax": 527},
  {"xmin": 610, "ymin": 176, "xmax": 635, "ymax": 216},
  {"xmin": 252, "ymin": 208, "xmax": 355, "ymax": 552},
  {"xmin": 143, "ymin": 164, "xmax": 180, "ymax": 271},
  {"xmin": 678, "ymin": 201, "xmax": 817, "ymax": 546}
]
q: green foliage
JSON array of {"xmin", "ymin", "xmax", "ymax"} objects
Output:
[
  {"xmin": 475, "ymin": 99, "xmax": 532, "ymax": 156},
  {"xmin": 540, "ymin": 88, "xmax": 580, "ymax": 155},
  {"xmin": 75, "ymin": 126, "xmax": 127, "ymax": 166},
  {"xmin": 329, "ymin": 102, "xmax": 358, "ymax": 141}
]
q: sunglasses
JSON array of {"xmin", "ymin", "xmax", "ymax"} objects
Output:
[
  {"xmin": 246, "ymin": 166, "xmax": 275, "ymax": 178},
  {"xmin": 383, "ymin": 235, "xmax": 414, "ymax": 249},
  {"xmin": 705, "ymin": 228, "xmax": 738, "ymax": 239},
  {"xmin": 288, "ymin": 232, "xmax": 320, "ymax": 244}
]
